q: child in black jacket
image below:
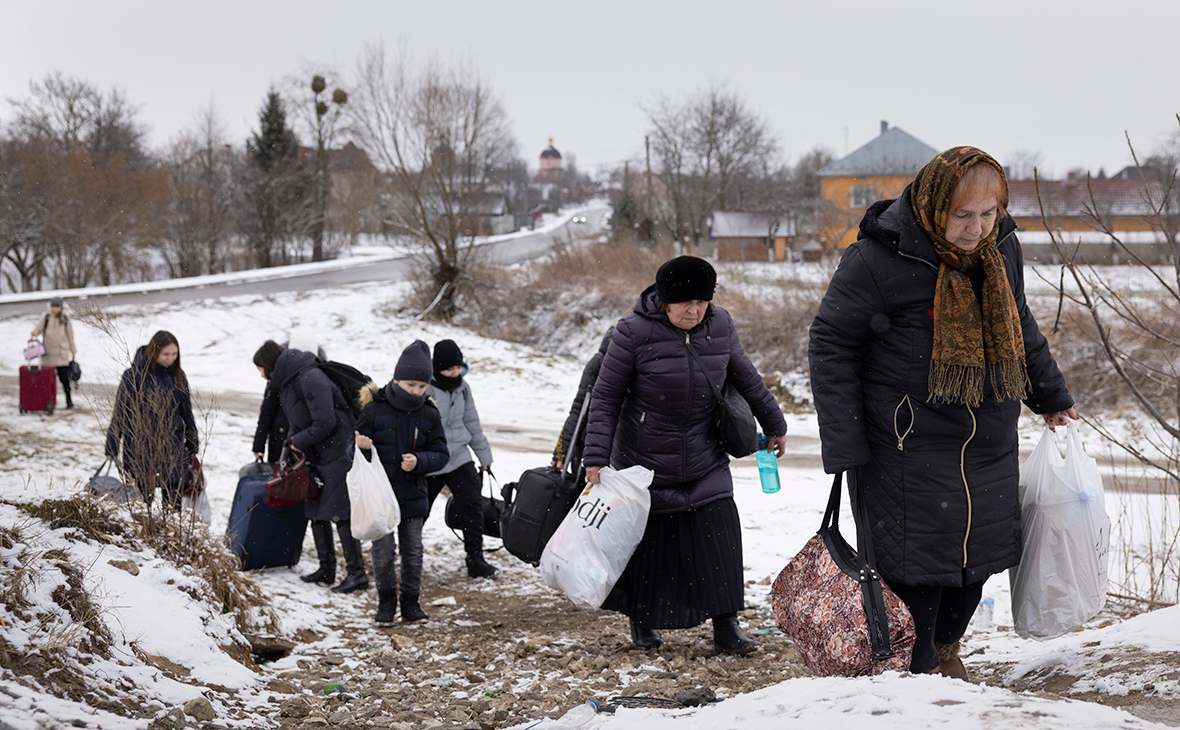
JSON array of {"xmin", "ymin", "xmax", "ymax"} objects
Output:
[{"xmin": 354, "ymin": 341, "xmax": 449, "ymax": 623}]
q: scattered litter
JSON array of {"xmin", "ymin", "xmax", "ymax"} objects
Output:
[
  {"xmin": 429, "ymin": 596, "xmax": 458, "ymax": 606},
  {"xmin": 750, "ymin": 627, "xmax": 783, "ymax": 636},
  {"xmin": 421, "ymin": 676, "xmax": 454, "ymax": 687}
]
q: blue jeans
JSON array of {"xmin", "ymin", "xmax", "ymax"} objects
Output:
[{"xmin": 371, "ymin": 517, "xmax": 424, "ymax": 597}]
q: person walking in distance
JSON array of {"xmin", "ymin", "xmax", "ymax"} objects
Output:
[{"xmin": 30, "ymin": 296, "xmax": 77, "ymax": 410}]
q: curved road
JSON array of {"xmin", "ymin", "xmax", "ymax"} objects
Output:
[{"xmin": 0, "ymin": 205, "xmax": 609, "ymax": 316}]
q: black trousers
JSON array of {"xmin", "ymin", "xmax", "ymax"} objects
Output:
[
  {"xmin": 425, "ymin": 461, "xmax": 484, "ymax": 554},
  {"xmin": 55, "ymin": 365, "xmax": 72, "ymax": 402},
  {"xmin": 889, "ymin": 578, "xmax": 986, "ymax": 673}
]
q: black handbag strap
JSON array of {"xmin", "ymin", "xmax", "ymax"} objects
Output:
[
  {"xmin": 683, "ymin": 336, "xmax": 725, "ymax": 403},
  {"xmin": 563, "ymin": 394, "xmax": 592, "ymax": 483},
  {"xmin": 822, "ymin": 472, "xmax": 896, "ymax": 662}
]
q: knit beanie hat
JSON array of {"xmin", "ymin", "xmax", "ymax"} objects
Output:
[
  {"xmin": 49, "ymin": 296, "xmax": 64, "ymax": 308},
  {"xmin": 655, "ymin": 256, "xmax": 716, "ymax": 304},
  {"xmin": 252, "ymin": 340, "xmax": 285, "ymax": 378},
  {"xmin": 395, "ymin": 340, "xmax": 433, "ymax": 382},
  {"xmin": 432, "ymin": 339, "xmax": 464, "ymax": 372}
]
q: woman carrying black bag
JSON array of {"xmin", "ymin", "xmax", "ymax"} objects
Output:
[{"xmin": 583, "ymin": 256, "xmax": 786, "ymax": 654}]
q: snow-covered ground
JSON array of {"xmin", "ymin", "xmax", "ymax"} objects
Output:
[{"xmin": 1, "ymin": 277, "xmax": 1178, "ymax": 729}]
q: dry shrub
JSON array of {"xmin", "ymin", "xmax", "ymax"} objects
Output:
[
  {"xmin": 456, "ymin": 236, "xmax": 679, "ymax": 353},
  {"xmin": 21, "ymin": 498, "xmax": 127, "ymax": 545}
]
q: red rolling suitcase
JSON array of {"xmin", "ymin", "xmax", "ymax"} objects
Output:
[{"xmin": 19, "ymin": 365, "xmax": 56, "ymax": 414}]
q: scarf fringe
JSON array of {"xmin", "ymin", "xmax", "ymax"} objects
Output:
[{"xmin": 928, "ymin": 360, "xmax": 1030, "ymax": 406}]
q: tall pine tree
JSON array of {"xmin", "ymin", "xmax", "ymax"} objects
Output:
[{"xmin": 239, "ymin": 89, "xmax": 307, "ymax": 267}]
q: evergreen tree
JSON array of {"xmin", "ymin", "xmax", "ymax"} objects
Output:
[
  {"xmin": 237, "ymin": 89, "xmax": 308, "ymax": 267},
  {"xmin": 248, "ymin": 91, "xmax": 298, "ymax": 168}
]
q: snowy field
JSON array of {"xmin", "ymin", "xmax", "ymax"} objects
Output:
[{"xmin": 1, "ymin": 277, "xmax": 1178, "ymax": 729}]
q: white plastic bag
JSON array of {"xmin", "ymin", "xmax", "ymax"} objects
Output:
[
  {"xmin": 181, "ymin": 489, "xmax": 212, "ymax": 524},
  {"xmin": 540, "ymin": 465, "xmax": 653, "ymax": 609},
  {"xmin": 347, "ymin": 446, "xmax": 401, "ymax": 541},
  {"xmin": 1009, "ymin": 424, "xmax": 1110, "ymax": 639}
]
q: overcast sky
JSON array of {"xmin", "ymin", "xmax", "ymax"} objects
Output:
[{"xmin": 3, "ymin": 0, "xmax": 1177, "ymax": 180}]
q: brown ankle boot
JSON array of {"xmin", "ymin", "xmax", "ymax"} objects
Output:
[{"xmin": 935, "ymin": 640, "xmax": 969, "ymax": 680}]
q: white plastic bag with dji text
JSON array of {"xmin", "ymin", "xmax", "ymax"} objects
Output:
[
  {"xmin": 347, "ymin": 446, "xmax": 401, "ymax": 541},
  {"xmin": 1010, "ymin": 424, "xmax": 1110, "ymax": 640},
  {"xmin": 540, "ymin": 465, "xmax": 653, "ymax": 609}
]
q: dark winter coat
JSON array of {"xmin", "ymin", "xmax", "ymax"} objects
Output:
[
  {"xmin": 272, "ymin": 349, "xmax": 355, "ymax": 522},
  {"xmin": 354, "ymin": 384, "xmax": 450, "ymax": 521},
  {"xmin": 553, "ymin": 326, "xmax": 614, "ymax": 466},
  {"xmin": 252, "ymin": 380, "xmax": 288, "ymax": 463},
  {"xmin": 808, "ymin": 186, "xmax": 1074, "ymax": 587},
  {"xmin": 104, "ymin": 347, "xmax": 199, "ymax": 490},
  {"xmin": 583, "ymin": 285, "xmax": 787, "ymax": 514}
]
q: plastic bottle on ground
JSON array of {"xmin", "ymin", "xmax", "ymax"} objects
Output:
[
  {"xmin": 756, "ymin": 433, "xmax": 781, "ymax": 494},
  {"xmin": 551, "ymin": 698, "xmax": 601, "ymax": 728}
]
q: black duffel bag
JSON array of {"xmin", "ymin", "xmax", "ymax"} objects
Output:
[{"xmin": 444, "ymin": 474, "xmax": 503, "ymax": 539}]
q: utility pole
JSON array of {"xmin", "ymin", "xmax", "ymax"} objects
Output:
[{"xmin": 644, "ymin": 135, "xmax": 652, "ymax": 216}]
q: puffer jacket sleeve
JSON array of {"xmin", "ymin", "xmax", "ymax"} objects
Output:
[
  {"xmin": 179, "ymin": 388, "xmax": 199, "ymax": 454},
  {"xmin": 721, "ymin": 310, "xmax": 786, "ymax": 438},
  {"xmin": 253, "ymin": 382, "xmax": 281, "ymax": 454},
  {"xmin": 415, "ymin": 409, "xmax": 451, "ymax": 475},
  {"xmin": 461, "ymin": 383, "xmax": 493, "ymax": 467},
  {"xmin": 289, "ymin": 370, "xmax": 337, "ymax": 452},
  {"xmin": 553, "ymin": 350, "xmax": 603, "ymax": 462},
  {"xmin": 809, "ymin": 245, "xmax": 885, "ymax": 473},
  {"xmin": 1007, "ymin": 234, "xmax": 1074, "ymax": 414},
  {"xmin": 105, "ymin": 369, "xmax": 134, "ymax": 458},
  {"xmin": 583, "ymin": 318, "xmax": 637, "ymax": 467}
]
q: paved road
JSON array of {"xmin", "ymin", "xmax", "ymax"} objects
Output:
[{"xmin": 0, "ymin": 206, "xmax": 609, "ymax": 317}]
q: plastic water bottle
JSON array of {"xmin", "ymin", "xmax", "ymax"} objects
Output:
[
  {"xmin": 756, "ymin": 433, "xmax": 780, "ymax": 494},
  {"xmin": 551, "ymin": 699, "xmax": 600, "ymax": 728},
  {"xmin": 974, "ymin": 596, "xmax": 994, "ymax": 631}
]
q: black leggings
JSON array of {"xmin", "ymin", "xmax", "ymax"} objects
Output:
[
  {"xmin": 55, "ymin": 366, "xmax": 71, "ymax": 401},
  {"xmin": 888, "ymin": 578, "xmax": 986, "ymax": 673}
]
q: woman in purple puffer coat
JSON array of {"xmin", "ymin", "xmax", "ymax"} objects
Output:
[{"xmin": 582, "ymin": 256, "xmax": 787, "ymax": 655}]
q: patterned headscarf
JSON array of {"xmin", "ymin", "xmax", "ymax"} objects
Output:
[{"xmin": 910, "ymin": 147, "xmax": 1029, "ymax": 407}]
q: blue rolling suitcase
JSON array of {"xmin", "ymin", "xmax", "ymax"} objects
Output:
[{"xmin": 226, "ymin": 464, "xmax": 308, "ymax": 570}]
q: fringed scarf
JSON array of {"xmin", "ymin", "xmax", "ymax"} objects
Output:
[{"xmin": 910, "ymin": 147, "xmax": 1030, "ymax": 407}]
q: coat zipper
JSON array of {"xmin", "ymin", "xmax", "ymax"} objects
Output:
[
  {"xmin": 893, "ymin": 394, "xmax": 914, "ymax": 451},
  {"xmin": 960, "ymin": 404, "xmax": 977, "ymax": 569}
]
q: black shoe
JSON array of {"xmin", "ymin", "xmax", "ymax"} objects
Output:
[
  {"xmin": 301, "ymin": 566, "xmax": 335, "ymax": 584},
  {"xmin": 629, "ymin": 618, "xmax": 663, "ymax": 649},
  {"xmin": 713, "ymin": 615, "xmax": 756, "ymax": 656},
  {"xmin": 332, "ymin": 571, "xmax": 369, "ymax": 594},
  {"xmin": 466, "ymin": 552, "xmax": 497, "ymax": 579},
  {"xmin": 375, "ymin": 590, "xmax": 398, "ymax": 624},
  {"xmin": 400, "ymin": 594, "xmax": 428, "ymax": 622}
]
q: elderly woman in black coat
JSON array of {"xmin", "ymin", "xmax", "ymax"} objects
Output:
[
  {"xmin": 809, "ymin": 147, "xmax": 1078, "ymax": 679},
  {"xmin": 254, "ymin": 341, "xmax": 368, "ymax": 594},
  {"xmin": 583, "ymin": 256, "xmax": 787, "ymax": 655}
]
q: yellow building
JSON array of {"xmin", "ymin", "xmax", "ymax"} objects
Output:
[{"xmin": 817, "ymin": 122, "xmax": 938, "ymax": 249}]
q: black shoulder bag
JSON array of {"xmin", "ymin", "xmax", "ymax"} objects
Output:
[{"xmin": 684, "ymin": 338, "xmax": 759, "ymax": 458}]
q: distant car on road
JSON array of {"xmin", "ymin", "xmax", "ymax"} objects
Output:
[{"xmin": 573, "ymin": 215, "xmax": 587, "ymax": 224}]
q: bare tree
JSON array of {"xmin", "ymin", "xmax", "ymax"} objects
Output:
[
  {"xmin": 7, "ymin": 73, "xmax": 162, "ymax": 288},
  {"xmin": 161, "ymin": 104, "xmax": 235, "ymax": 277},
  {"xmin": 0, "ymin": 136, "xmax": 50, "ymax": 292},
  {"xmin": 286, "ymin": 68, "xmax": 349, "ymax": 261},
  {"xmin": 1032, "ymin": 117, "xmax": 1180, "ymax": 605},
  {"xmin": 351, "ymin": 43, "xmax": 520, "ymax": 319},
  {"xmin": 1005, "ymin": 149, "xmax": 1044, "ymax": 180},
  {"xmin": 645, "ymin": 85, "xmax": 779, "ymax": 247}
]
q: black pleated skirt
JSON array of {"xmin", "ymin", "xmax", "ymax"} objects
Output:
[{"xmin": 601, "ymin": 497, "xmax": 745, "ymax": 629}]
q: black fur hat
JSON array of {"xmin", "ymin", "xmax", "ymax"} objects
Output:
[
  {"xmin": 655, "ymin": 255, "xmax": 716, "ymax": 304},
  {"xmin": 395, "ymin": 340, "xmax": 433, "ymax": 383}
]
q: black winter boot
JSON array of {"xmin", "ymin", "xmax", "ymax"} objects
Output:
[
  {"xmin": 400, "ymin": 593, "xmax": 428, "ymax": 622},
  {"xmin": 712, "ymin": 614, "xmax": 756, "ymax": 656},
  {"xmin": 65, "ymin": 391, "xmax": 73, "ymax": 409},
  {"xmin": 375, "ymin": 589, "xmax": 398, "ymax": 624},
  {"xmin": 465, "ymin": 550, "xmax": 497, "ymax": 579},
  {"xmin": 301, "ymin": 521, "xmax": 336, "ymax": 584},
  {"xmin": 629, "ymin": 618, "xmax": 663, "ymax": 649},
  {"xmin": 331, "ymin": 521, "xmax": 369, "ymax": 594}
]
